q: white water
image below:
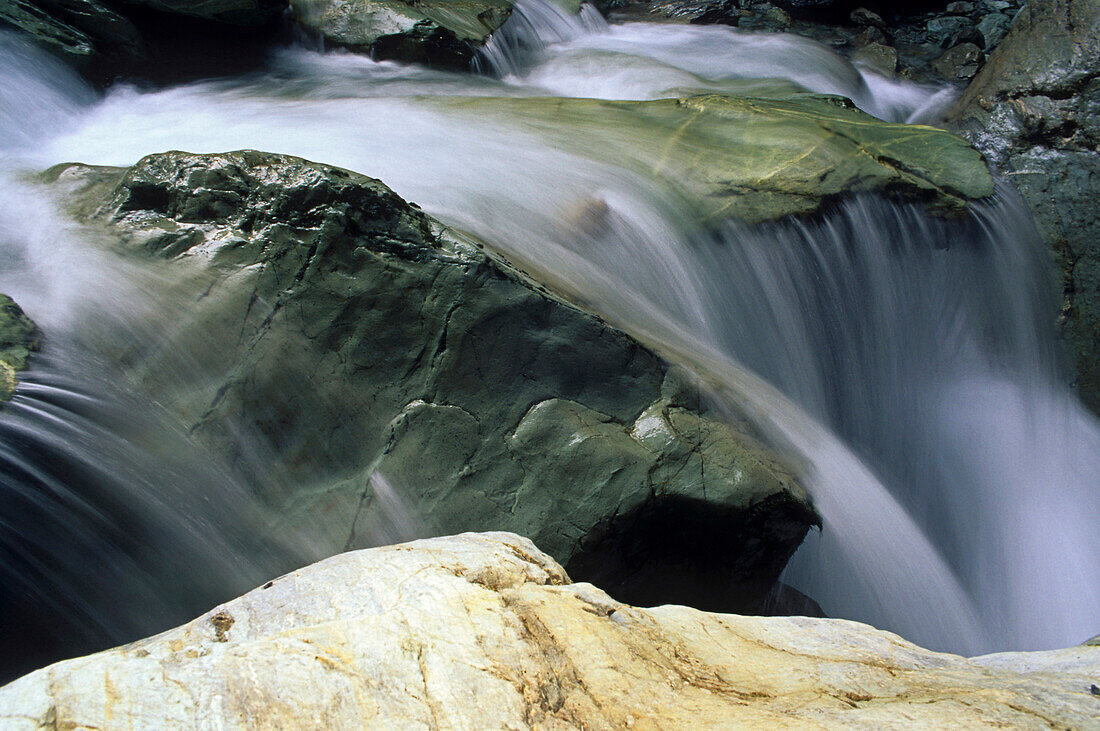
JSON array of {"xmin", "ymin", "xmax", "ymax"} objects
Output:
[{"xmin": 0, "ymin": 0, "xmax": 1097, "ymax": 668}]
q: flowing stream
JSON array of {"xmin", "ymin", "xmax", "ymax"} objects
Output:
[{"xmin": 1, "ymin": 0, "xmax": 1098, "ymax": 679}]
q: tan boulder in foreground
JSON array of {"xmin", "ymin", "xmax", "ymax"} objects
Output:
[{"xmin": 1, "ymin": 532, "xmax": 1097, "ymax": 729}]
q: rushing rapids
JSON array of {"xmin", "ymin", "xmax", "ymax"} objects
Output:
[{"xmin": 0, "ymin": 0, "xmax": 1097, "ymax": 681}]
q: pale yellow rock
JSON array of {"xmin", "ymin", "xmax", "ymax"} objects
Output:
[{"xmin": 0, "ymin": 532, "xmax": 1096, "ymax": 729}]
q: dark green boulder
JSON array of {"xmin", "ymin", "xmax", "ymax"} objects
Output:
[{"xmin": 42, "ymin": 150, "xmax": 817, "ymax": 612}]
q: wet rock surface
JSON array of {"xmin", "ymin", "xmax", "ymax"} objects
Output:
[
  {"xmin": 41, "ymin": 149, "xmax": 818, "ymax": 613},
  {"xmin": 0, "ymin": 294, "xmax": 40, "ymax": 400},
  {"xmin": 950, "ymin": 0, "xmax": 1100, "ymax": 411},
  {"xmin": 289, "ymin": 0, "xmax": 580, "ymax": 68},
  {"xmin": 2, "ymin": 531, "xmax": 1097, "ymax": 729},
  {"xmin": 441, "ymin": 92, "xmax": 993, "ymax": 223}
]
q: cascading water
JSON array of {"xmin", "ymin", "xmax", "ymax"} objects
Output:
[{"xmin": 0, "ymin": 0, "xmax": 1097, "ymax": 679}]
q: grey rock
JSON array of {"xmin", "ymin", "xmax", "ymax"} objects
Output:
[
  {"xmin": 852, "ymin": 41, "xmax": 897, "ymax": 76},
  {"xmin": 289, "ymin": 0, "xmax": 547, "ymax": 68},
  {"xmin": 737, "ymin": 1, "xmax": 791, "ymax": 31},
  {"xmin": 850, "ymin": 6, "xmax": 885, "ymax": 28},
  {"xmin": 927, "ymin": 14, "xmax": 978, "ymax": 47},
  {"xmin": 855, "ymin": 24, "xmax": 887, "ymax": 45},
  {"xmin": 977, "ymin": 11, "xmax": 1011, "ymax": 49},
  {"xmin": 932, "ymin": 41, "xmax": 982, "ymax": 79},
  {"xmin": 946, "ymin": 1, "xmax": 975, "ymax": 12},
  {"xmin": 950, "ymin": 0, "xmax": 1100, "ymax": 411},
  {"xmin": 927, "ymin": 14, "xmax": 974, "ymax": 37}
]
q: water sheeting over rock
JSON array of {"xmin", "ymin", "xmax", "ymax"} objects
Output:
[
  {"xmin": 440, "ymin": 91, "xmax": 994, "ymax": 223},
  {"xmin": 1, "ymin": 531, "xmax": 1096, "ymax": 729},
  {"xmin": 41, "ymin": 149, "xmax": 816, "ymax": 614}
]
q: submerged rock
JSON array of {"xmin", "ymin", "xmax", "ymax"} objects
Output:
[
  {"xmin": 441, "ymin": 92, "xmax": 994, "ymax": 223},
  {"xmin": 950, "ymin": 0, "xmax": 1100, "ymax": 411},
  {"xmin": 42, "ymin": 150, "xmax": 817, "ymax": 613},
  {"xmin": 0, "ymin": 294, "xmax": 41, "ymax": 401},
  {"xmin": 1, "ymin": 531, "xmax": 1096, "ymax": 728},
  {"xmin": 289, "ymin": 0, "xmax": 579, "ymax": 67}
]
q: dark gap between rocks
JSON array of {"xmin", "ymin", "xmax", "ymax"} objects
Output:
[{"xmin": 565, "ymin": 493, "xmax": 823, "ymax": 617}]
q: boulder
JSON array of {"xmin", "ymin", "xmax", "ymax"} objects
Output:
[
  {"xmin": 931, "ymin": 41, "xmax": 982, "ymax": 80},
  {"xmin": 289, "ymin": 0, "xmax": 574, "ymax": 68},
  {"xmin": 40, "ymin": 150, "xmax": 817, "ymax": 613},
  {"xmin": 736, "ymin": 2, "xmax": 792, "ymax": 31},
  {"xmin": 849, "ymin": 6, "xmax": 885, "ymax": 28},
  {"xmin": 852, "ymin": 40, "xmax": 897, "ymax": 76},
  {"xmin": 976, "ymin": 10, "xmax": 1011, "ymax": 49},
  {"xmin": 926, "ymin": 14, "xmax": 975, "ymax": 46},
  {"xmin": 0, "ymin": 294, "xmax": 41, "ymax": 400},
  {"xmin": 439, "ymin": 92, "xmax": 994, "ymax": 224},
  {"xmin": 1, "ymin": 531, "xmax": 1097, "ymax": 729},
  {"xmin": 950, "ymin": 0, "xmax": 1100, "ymax": 411}
]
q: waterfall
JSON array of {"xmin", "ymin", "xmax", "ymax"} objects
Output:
[{"xmin": 0, "ymin": 0, "xmax": 1097, "ymax": 678}]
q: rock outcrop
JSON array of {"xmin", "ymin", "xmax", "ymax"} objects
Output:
[
  {"xmin": 289, "ymin": 0, "xmax": 579, "ymax": 68},
  {"xmin": 2, "ymin": 531, "xmax": 1097, "ymax": 729},
  {"xmin": 42, "ymin": 150, "xmax": 817, "ymax": 613},
  {"xmin": 0, "ymin": 294, "xmax": 41, "ymax": 400},
  {"xmin": 442, "ymin": 92, "xmax": 994, "ymax": 223},
  {"xmin": 949, "ymin": 0, "xmax": 1100, "ymax": 411}
]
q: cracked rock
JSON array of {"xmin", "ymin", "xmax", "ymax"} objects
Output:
[{"xmin": 40, "ymin": 149, "xmax": 817, "ymax": 613}]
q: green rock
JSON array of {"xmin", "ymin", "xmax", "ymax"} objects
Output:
[
  {"xmin": 440, "ymin": 92, "xmax": 995, "ymax": 224},
  {"xmin": 0, "ymin": 294, "xmax": 41, "ymax": 401},
  {"xmin": 42, "ymin": 150, "xmax": 817, "ymax": 612}
]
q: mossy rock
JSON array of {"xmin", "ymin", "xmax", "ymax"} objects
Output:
[
  {"xmin": 42, "ymin": 150, "xmax": 818, "ymax": 613},
  {"xmin": 441, "ymin": 92, "xmax": 995, "ymax": 224},
  {"xmin": 0, "ymin": 294, "xmax": 42, "ymax": 401}
]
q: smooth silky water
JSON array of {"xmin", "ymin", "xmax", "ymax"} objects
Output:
[{"xmin": 0, "ymin": 0, "xmax": 1096, "ymax": 678}]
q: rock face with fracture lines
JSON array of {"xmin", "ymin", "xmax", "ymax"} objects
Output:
[{"xmin": 40, "ymin": 149, "xmax": 817, "ymax": 614}]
